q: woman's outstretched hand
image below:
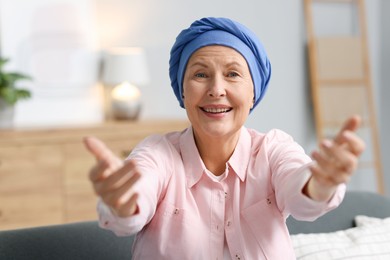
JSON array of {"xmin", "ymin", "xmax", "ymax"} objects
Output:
[
  {"xmin": 304, "ymin": 115, "xmax": 366, "ymax": 201},
  {"xmin": 83, "ymin": 136, "xmax": 141, "ymax": 217}
]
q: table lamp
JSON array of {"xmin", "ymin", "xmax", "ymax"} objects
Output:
[{"xmin": 102, "ymin": 47, "xmax": 149, "ymax": 120}]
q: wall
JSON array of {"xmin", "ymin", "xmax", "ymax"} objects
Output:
[{"xmin": 0, "ymin": 0, "xmax": 103, "ymax": 127}]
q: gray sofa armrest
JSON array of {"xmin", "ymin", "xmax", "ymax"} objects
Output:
[
  {"xmin": 0, "ymin": 221, "xmax": 134, "ymax": 260},
  {"xmin": 287, "ymin": 190, "xmax": 390, "ymax": 235}
]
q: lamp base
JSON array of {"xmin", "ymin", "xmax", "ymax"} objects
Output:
[{"xmin": 111, "ymin": 100, "xmax": 141, "ymax": 120}]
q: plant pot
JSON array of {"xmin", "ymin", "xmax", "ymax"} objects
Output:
[{"xmin": 0, "ymin": 98, "xmax": 14, "ymax": 129}]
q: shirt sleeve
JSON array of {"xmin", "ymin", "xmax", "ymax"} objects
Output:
[
  {"xmin": 97, "ymin": 195, "xmax": 150, "ymax": 236},
  {"xmin": 266, "ymin": 129, "xmax": 346, "ymax": 221},
  {"xmin": 277, "ymin": 164, "xmax": 346, "ymax": 221}
]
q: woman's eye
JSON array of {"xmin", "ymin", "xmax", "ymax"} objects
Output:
[
  {"xmin": 228, "ymin": 72, "xmax": 239, "ymax": 77},
  {"xmin": 195, "ymin": 73, "xmax": 207, "ymax": 78}
]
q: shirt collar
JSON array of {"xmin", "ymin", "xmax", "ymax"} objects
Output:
[
  {"xmin": 179, "ymin": 126, "xmax": 251, "ymax": 188},
  {"xmin": 228, "ymin": 126, "xmax": 251, "ymax": 182},
  {"xmin": 180, "ymin": 127, "xmax": 205, "ymax": 188}
]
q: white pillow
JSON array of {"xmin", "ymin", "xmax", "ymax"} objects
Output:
[
  {"xmin": 291, "ymin": 218, "xmax": 390, "ymax": 259},
  {"xmin": 355, "ymin": 215, "xmax": 390, "ymax": 227}
]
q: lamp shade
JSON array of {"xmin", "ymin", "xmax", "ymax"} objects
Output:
[{"xmin": 102, "ymin": 47, "xmax": 150, "ymax": 86}]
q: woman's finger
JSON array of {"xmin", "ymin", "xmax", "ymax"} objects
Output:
[
  {"xmin": 89, "ymin": 160, "xmax": 111, "ymax": 183},
  {"xmin": 102, "ymin": 171, "xmax": 141, "ymax": 209},
  {"xmin": 84, "ymin": 136, "xmax": 112, "ymax": 161},
  {"xmin": 116, "ymin": 193, "xmax": 140, "ymax": 217},
  {"xmin": 319, "ymin": 139, "xmax": 358, "ymax": 172},
  {"xmin": 333, "ymin": 115, "xmax": 361, "ymax": 145},
  {"xmin": 84, "ymin": 136, "xmax": 122, "ymax": 166},
  {"xmin": 95, "ymin": 160, "xmax": 138, "ymax": 195},
  {"xmin": 84, "ymin": 136, "xmax": 124, "ymax": 181},
  {"xmin": 337, "ymin": 130, "xmax": 366, "ymax": 156},
  {"xmin": 311, "ymin": 150, "xmax": 333, "ymax": 173},
  {"xmin": 310, "ymin": 161, "xmax": 352, "ymax": 186}
]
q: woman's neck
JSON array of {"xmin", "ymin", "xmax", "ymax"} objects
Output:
[{"xmin": 193, "ymin": 129, "xmax": 241, "ymax": 176}]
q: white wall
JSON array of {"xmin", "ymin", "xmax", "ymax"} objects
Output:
[{"xmin": 0, "ymin": 0, "xmax": 103, "ymax": 127}]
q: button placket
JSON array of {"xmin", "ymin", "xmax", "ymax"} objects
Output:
[
  {"xmin": 218, "ymin": 191, "xmax": 224, "ymax": 202},
  {"xmin": 210, "ymin": 186, "xmax": 226, "ymax": 260}
]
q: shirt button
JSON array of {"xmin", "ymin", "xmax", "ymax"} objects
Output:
[
  {"xmin": 174, "ymin": 208, "xmax": 179, "ymax": 214},
  {"xmin": 227, "ymin": 221, "xmax": 231, "ymax": 227},
  {"xmin": 236, "ymin": 254, "xmax": 241, "ymax": 259},
  {"xmin": 224, "ymin": 192, "xmax": 228, "ymax": 198}
]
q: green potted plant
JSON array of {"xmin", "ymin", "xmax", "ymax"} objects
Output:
[{"xmin": 0, "ymin": 57, "xmax": 32, "ymax": 128}]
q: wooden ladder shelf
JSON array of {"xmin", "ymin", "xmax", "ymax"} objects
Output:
[{"xmin": 304, "ymin": 0, "xmax": 385, "ymax": 194}]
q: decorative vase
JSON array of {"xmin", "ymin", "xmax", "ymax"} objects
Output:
[{"xmin": 0, "ymin": 98, "xmax": 14, "ymax": 129}]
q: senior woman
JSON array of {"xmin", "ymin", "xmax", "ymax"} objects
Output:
[{"xmin": 84, "ymin": 17, "xmax": 364, "ymax": 259}]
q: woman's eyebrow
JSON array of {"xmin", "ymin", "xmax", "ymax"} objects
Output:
[
  {"xmin": 226, "ymin": 61, "xmax": 244, "ymax": 68},
  {"xmin": 188, "ymin": 61, "xmax": 208, "ymax": 68}
]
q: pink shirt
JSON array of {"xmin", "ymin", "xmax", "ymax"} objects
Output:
[{"xmin": 98, "ymin": 127, "xmax": 345, "ymax": 259}]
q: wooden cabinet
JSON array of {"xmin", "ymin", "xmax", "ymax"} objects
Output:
[{"xmin": 0, "ymin": 120, "xmax": 189, "ymax": 230}]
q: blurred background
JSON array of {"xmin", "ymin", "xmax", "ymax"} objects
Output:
[{"xmin": 0, "ymin": 0, "xmax": 388, "ymax": 229}]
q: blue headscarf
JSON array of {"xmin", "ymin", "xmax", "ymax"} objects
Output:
[{"xmin": 169, "ymin": 17, "xmax": 272, "ymax": 111}]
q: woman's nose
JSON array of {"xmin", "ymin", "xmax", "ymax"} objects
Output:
[{"xmin": 208, "ymin": 75, "xmax": 226, "ymax": 97}]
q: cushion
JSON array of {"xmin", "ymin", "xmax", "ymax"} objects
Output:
[
  {"xmin": 355, "ymin": 215, "xmax": 390, "ymax": 227},
  {"xmin": 291, "ymin": 216, "xmax": 390, "ymax": 259}
]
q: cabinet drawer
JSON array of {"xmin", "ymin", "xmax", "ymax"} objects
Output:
[
  {"xmin": 0, "ymin": 145, "xmax": 63, "ymax": 230},
  {"xmin": 0, "ymin": 193, "xmax": 63, "ymax": 230}
]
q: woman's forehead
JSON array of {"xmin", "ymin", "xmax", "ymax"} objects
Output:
[{"xmin": 188, "ymin": 45, "xmax": 246, "ymax": 65}]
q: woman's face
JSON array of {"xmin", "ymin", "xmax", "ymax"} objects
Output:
[{"xmin": 182, "ymin": 45, "xmax": 254, "ymax": 140}]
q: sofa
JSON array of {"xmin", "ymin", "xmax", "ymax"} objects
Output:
[{"xmin": 1, "ymin": 191, "xmax": 390, "ymax": 259}]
